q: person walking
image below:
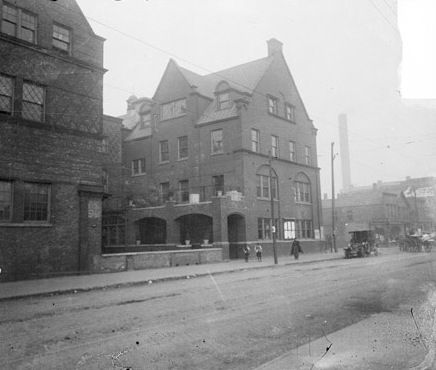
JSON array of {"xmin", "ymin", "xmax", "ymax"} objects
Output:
[
  {"xmin": 243, "ymin": 245, "xmax": 250, "ymax": 262},
  {"xmin": 255, "ymin": 244, "xmax": 263, "ymax": 262},
  {"xmin": 290, "ymin": 238, "xmax": 303, "ymax": 260}
]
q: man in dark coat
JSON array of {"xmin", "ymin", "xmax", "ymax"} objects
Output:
[{"xmin": 290, "ymin": 238, "xmax": 303, "ymax": 259}]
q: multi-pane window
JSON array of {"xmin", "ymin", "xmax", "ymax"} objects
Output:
[
  {"xmin": 295, "ymin": 181, "xmax": 311, "ymax": 203},
  {"xmin": 212, "ymin": 175, "xmax": 224, "ymax": 196},
  {"xmin": 283, "ymin": 220, "xmax": 296, "ymax": 240},
  {"xmin": 23, "ymin": 182, "xmax": 50, "ymax": 222},
  {"xmin": 296, "ymin": 219, "xmax": 313, "ymax": 239},
  {"xmin": 131, "ymin": 158, "xmax": 146, "ymax": 175},
  {"xmin": 52, "ymin": 24, "xmax": 70, "ymax": 52},
  {"xmin": 0, "ymin": 74, "xmax": 13, "ymax": 114},
  {"xmin": 217, "ymin": 92, "xmax": 231, "ymax": 110},
  {"xmin": 285, "ymin": 104, "xmax": 295, "ymax": 122},
  {"xmin": 271, "ymin": 135, "xmax": 279, "ymax": 158},
  {"xmin": 258, "ymin": 218, "xmax": 279, "ymax": 240},
  {"xmin": 178, "ymin": 136, "xmax": 188, "ymax": 160},
  {"xmin": 159, "ymin": 140, "xmax": 169, "ymax": 162},
  {"xmin": 160, "ymin": 182, "xmax": 170, "ymax": 202},
  {"xmin": 178, "ymin": 180, "xmax": 189, "ymax": 203},
  {"xmin": 160, "ymin": 98, "xmax": 186, "ymax": 121},
  {"xmin": 0, "ymin": 180, "xmax": 12, "ymax": 221},
  {"xmin": 289, "ymin": 141, "xmax": 296, "ymax": 161},
  {"xmin": 304, "ymin": 146, "xmax": 311, "ymax": 165},
  {"xmin": 22, "ymin": 81, "xmax": 44, "ymax": 122},
  {"xmin": 211, "ymin": 129, "xmax": 223, "ymax": 154},
  {"xmin": 102, "ymin": 213, "xmax": 125, "ymax": 247},
  {"xmin": 251, "ymin": 129, "xmax": 260, "ymax": 152},
  {"xmin": 256, "ymin": 175, "xmax": 278, "ymax": 199},
  {"xmin": 1, "ymin": 4, "xmax": 37, "ymax": 44},
  {"xmin": 267, "ymin": 96, "xmax": 278, "ymax": 115}
]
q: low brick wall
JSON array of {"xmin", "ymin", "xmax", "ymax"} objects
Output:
[
  {"xmin": 92, "ymin": 248, "xmax": 223, "ymax": 273},
  {"xmin": 248, "ymin": 240, "xmax": 327, "ymax": 257}
]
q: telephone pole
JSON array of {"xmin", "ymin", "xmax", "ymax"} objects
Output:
[
  {"xmin": 331, "ymin": 142, "xmax": 337, "ymax": 252},
  {"xmin": 269, "ymin": 151, "xmax": 278, "ymax": 264}
]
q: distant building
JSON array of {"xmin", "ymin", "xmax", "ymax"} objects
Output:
[
  {"xmin": 0, "ymin": 0, "xmax": 107, "ymax": 280},
  {"xmin": 118, "ymin": 39, "xmax": 324, "ymax": 258}
]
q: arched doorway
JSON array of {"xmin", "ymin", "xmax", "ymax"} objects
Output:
[
  {"xmin": 228, "ymin": 213, "xmax": 246, "ymax": 259},
  {"xmin": 135, "ymin": 217, "xmax": 166, "ymax": 244},
  {"xmin": 175, "ymin": 214, "xmax": 213, "ymax": 247}
]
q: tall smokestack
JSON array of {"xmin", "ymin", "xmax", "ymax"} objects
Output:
[{"xmin": 339, "ymin": 114, "xmax": 352, "ymax": 191}]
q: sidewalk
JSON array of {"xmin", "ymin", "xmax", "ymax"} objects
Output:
[{"xmin": 0, "ymin": 252, "xmax": 342, "ymax": 301}]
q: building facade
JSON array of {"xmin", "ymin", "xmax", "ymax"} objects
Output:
[
  {"xmin": 119, "ymin": 39, "xmax": 323, "ymax": 258},
  {"xmin": 0, "ymin": 0, "xmax": 106, "ymax": 280}
]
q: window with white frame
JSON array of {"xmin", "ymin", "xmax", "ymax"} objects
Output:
[
  {"xmin": 251, "ymin": 128, "xmax": 260, "ymax": 152},
  {"xmin": 304, "ymin": 145, "xmax": 311, "ymax": 165},
  {"xmin": 267, "ymin": 96, "xmax": 278, "ymax": 115},
  {"xmin": 131, "ymin": 158, "xmax": 146, "ymax": 175},
  {"xmin": 271, "ymin": 135, "xmax": 279, "ymax": 158},
  {"xmin": 285, "ymin": 103, "xmax": 295, "ymax": 122},
  {"xmin": 256, "ymin": 174, "xmax": 278, "ymax": 200},
  {"xmin": 211, "ymin": 129, "xmax": 223, "ymax": 154},
  {"xmin": 178, "ymin": 136, "xmax": 188, "ymax": 160},
  {"xmin": 217, "ymin": 92, "xmax": 232, "ymax": 110},
  {"xmin": 159, "ymin": 140, "xmax": 169, "ymax": 162},
  {"xmin": 0, "ymin": 180, "xmax": 12, "ymax": 221},
  {"xmin": 22, "ymin": 81, "xmax": 44, "ymax": 122},
  {"xmin": 1, "ymin": 4, "xmax": 37, "ymax": 44},
  {"xmin": 160, "ymin": 98, "xmax": 186, "ymax": 121},
  {"xmin": 294, "ymin": 180, "xmax": 311, "ymax": 203},
  {"xmin": 289, "ymin": 141, "xmax": 296, "ymax": 161},
  {"xmin": 23, "ymin": 182, "xmax": 50, "ymax": 222},
  {"xmin": 52, "ymin": 24, "xmax": 71, "ymax": 52},
  {"xmin": 0, "ymin": 74, "xmax": 13, "ymax": 114},
  {"xmin": 283, "ymin": 220, "xmax": 296, "ymax": 239}
]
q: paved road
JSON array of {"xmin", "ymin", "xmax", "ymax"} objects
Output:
[{"xmin": 2, "ymin": 252, "xmax": 435, "ymax": 369}]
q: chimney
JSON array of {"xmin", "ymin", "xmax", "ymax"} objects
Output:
[{"xmin": 267, "ymin": 38, "xmax": 283, "ymax": 56}]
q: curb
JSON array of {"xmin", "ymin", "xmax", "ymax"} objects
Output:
[{"xmin": 0, "ymin": 255, "xmax": 343, "ymax": 302}]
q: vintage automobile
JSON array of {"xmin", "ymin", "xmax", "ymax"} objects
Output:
[{"xmin": 344, "ymin": 223, "xmax": 379, "ymax": 259}]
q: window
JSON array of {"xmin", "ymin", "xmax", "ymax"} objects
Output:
[
  {"xmin": 102, "ymin": 213, "xmax": 125, "ymax": 246},
  {"xmin": 257, "ymin": 174, "xmax": 278, "ymax": 199},
  {"xmin": 178, "ymin": 180, "xmax": 189, "ymax": 203},
  {"xmin": 178, "ymin": 136, "xmax": 188, "ymax": 160},
  {"xmin": 0, "ymin": 74, "xmax": 13, "ymax": 114},
  {"xmin": 23, "ymin": 182, "xmax": 50, "ymax": 222},
  {"xmin": 271, "ymin": 135, "xmax": 279, "ymax": 158},
  {"xmin": 52, "ymin": 24, "xmax": 70, "ymax": 52},
  {"xmin": 283, "ymin": 220, "xmax": 296, "ymax": 240},
  {"xmin": 0, "ymin": 180, "xmax": 12, "ymax": 221},
  {"xmin": 211, "ymin": 129, "xmax": 223, "ymax": 154},
  {"xmin": 1, "ymin": 4, "xmax": 37, "ymax": 44},
  {"xmin": 140, "ymin": 113, "xmax": 151, "ymax": 129},
  {"xmin": 295, "ymin": 181, "xmax": 311, "ymax": 203},
  {"xmin": 160, "ymin": 182, "xmax": 170, "ymax": 202},
  {"xmin": 289, "ymin": 141, "xmax": 296, "ymax": 161},
  {"xmin": 160, "ymin": 98, "xmax": 186, "ymax": 121},
  {"xmin": 258, "ymin": 218, "xmax": 279, "ymax": 240},
  {"xmin": 251, "ymin": 129, "xmax": 260, "ymax": 152},
  {"xmin": 217, "ymin": 92, "xmax": 232, "ymax": 110},
  {"xmin": 159, "ymin": 140, "xmax": 169, "ymax": 162},
  {"xmin": 212, "ymin": 175, "xmax": 224, "ymax": 196},
  {"xmin": 285, "ymin": 104, "xmax": 295, "ymax": 122},
  {"xmin": 22, "ymin": 81, "xmax": 44, "ymax": 122},
  {"xmin": 346, "ymin": 209, "xmax": 353, "ymax": 221},
  {"xmin": 102, "ymin": 169, "xmax": 109, "ymax": 193},
  {"xmin": 131, "ymin": 158, "xmax": 146, "ymax": 175},
  {"xmin": 99, "ymin": 138, "xmax": 109, "ymax": 153},
  {"xmin": 296, "ymin": 219, "xmax": 313, "ymax": 239},
  {"xmin": 304, "ymin": 146, "xmax": 311, "ymax": 165},
  {"xmin": 267, "ymin": 96, "xmax": 278, "ymax": 115}
]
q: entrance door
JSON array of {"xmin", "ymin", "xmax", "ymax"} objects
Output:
[{"xmin": 228, "ymin": 214, "xmax": 246, "ymax": 259}]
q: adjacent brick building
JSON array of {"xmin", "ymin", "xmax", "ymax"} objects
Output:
[
  {"xmin": 0, "ymin": 0, "xmax": 107, "ymax": 280},
  {"xmin": 119, "ymin": 39, "xmax": 324, "ymax": 258}
]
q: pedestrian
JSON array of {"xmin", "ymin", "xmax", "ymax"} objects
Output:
[
  {"xmin": 255, "ymin": 244, "xmax": 263, "ymax": 262},
  {"xmin": 290, "ymin": 238, "xmax": 303, "ymax": 260},
  {"xmin": 243, "ymin": 245, "xmax": 250, "ymax": 262}
]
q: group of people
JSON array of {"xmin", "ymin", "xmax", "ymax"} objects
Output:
[{"xmin": 242, "ymin": 238, "xmax": 303, "ymax": 262}]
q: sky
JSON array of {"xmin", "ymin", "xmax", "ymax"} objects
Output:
[{"xmin": 75, "ymin": 0, "xmax": 436, "ymax": 195}]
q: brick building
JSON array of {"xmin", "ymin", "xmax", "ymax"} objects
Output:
[
  {"xmin": 0, "ymin": 0, "xmax": 107, "ymax": 280},
  {"xmin": 119, "ymin": 39, "xmax": 324, "ymax": 259}
]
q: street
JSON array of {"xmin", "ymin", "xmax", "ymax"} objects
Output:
[{"xmin": 2, "ymin": 251, "xmax": 436, "ymax": 369}]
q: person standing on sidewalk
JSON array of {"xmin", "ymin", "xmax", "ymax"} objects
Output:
[
  {"xmin": 243, "ymin": 245, "xmax": 250, "ymax": 262},
  {"xmin": 290, "ymin": 238, "xmax": 303, "ymax": 260},
  {"xmin": 255, "ymin": 244, "xmax": 263, "ymax": 262}
]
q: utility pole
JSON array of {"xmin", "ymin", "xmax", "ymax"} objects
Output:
[
  {"xmin": 331, "ymin": 142, "xmax": 337, "ymax": 252},
  {"xmin": 269, "ymin": 151, "xmax": 278, "ymax": 264}
]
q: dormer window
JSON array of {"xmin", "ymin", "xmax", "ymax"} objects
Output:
[
  {"xmin": 285, "ymin": 103, "xmax": 295, "ymax": 122},
  {"xmin": 140, "ymin": 113, "xmax": 151, "ymax": 129},
  {"xmin": 52, "ymin": 24, "xmax": 71, "ymax": 52},
  {"xmin": 267, "ymin": 96, "xmax": 278, "ymax": 115},
  {"xmin": 160, "ymin": 98, "xmax": 186, "ymax": 121},
  {"xmin": 217, "ymin": 92, "xmax": 232, "ymax": 110}
]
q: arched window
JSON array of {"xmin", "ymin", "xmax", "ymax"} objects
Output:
[
  {"xmin": 256, "ymin": 165, "xmax": 278, "ymax": 200},
  {"xmin": 294, "ymin": 173, "xmax": 311, "ymax": 203}
]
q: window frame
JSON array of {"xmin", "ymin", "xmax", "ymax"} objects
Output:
[
  {"xmin": 178, "ymin": 180, "xmax": 189, "ymax": 203},
  {"xmin": 131, "ymin": 158, "xmax": 146, "ymax": 176},
  {"xmin": 256, "ymin": 174, "xmax": 278, "ymax": 200},
  {"xmin": 285, "ymin": 103, "xmax": 295, "ymax": 122},
  {"xmin": 22, "ymin": 80, "xmax": 45, "ymax": 122},
  {"xmin": 294, "ymin": 180, "xmax": 311, "ymax": 203},
  {"xmin": 217, "ymin": 92, "xmax": 232, "ymax": 110},
  {"xmin": 1, "ymin": 4, "xmax": 37, "ymax": 44},
  {"xmin": 283, "ymin": 219, "xmax": 296, "ymax": 240},
  {"xmin": 0, "ymin": 180, "xmax": 12, "ymax": 222},
  {"xmin": 271, "ymin": 135, "xmax": 279, "ymax": 158},
  {"xmin": 160, "ymin": 182, "xmax": 170, "ymax": 202},
  {"xmin": 23, "ymin": 182, "xmax": 51, "ymax": 223},
  {"xmin": 289, "ymin": 141, "xmax": 296, "ymax": 162},
  {"xmin": 267, "ymin": 95, "xmax": 279, "ymax": 115},
  {"xmin": 102, "ymin": 213, "xmax": 126, "ymax": 247},
  {"xmin": 160, "ymin": 98, "xmax": 186, "ymax": 121},
  {"xmin": 159, "ymin": 140, "xmax": 169, "ymax": 163},
  {"xmin": 212, "ymin": 175, "xmax": 224, "ymax": 196},
  {"xmin": 0, "ymin": 73, "xmax": 14, "ymax": 115},
  {"xmin": 211, "ymin": 129, "xmax": 223, "ymax": 154},
  {"xmin": 177, "ymin": 135, "xmax": 188, "ymax": 160},
  {"xmin": 251, "ymin": 128, "xmax": 260, "ymax": 153},
  {"xmin": 304, "ymin": 145, "xmax": 311, "ymax": 165},
  {"xmin": 52, "ymin": 23, "xmax": 71, "ymax": 53}
]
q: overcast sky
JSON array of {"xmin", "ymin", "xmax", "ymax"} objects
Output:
[{"xmin": 75, "ymin": 0, "xmax": 436, "ymax": 195}]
